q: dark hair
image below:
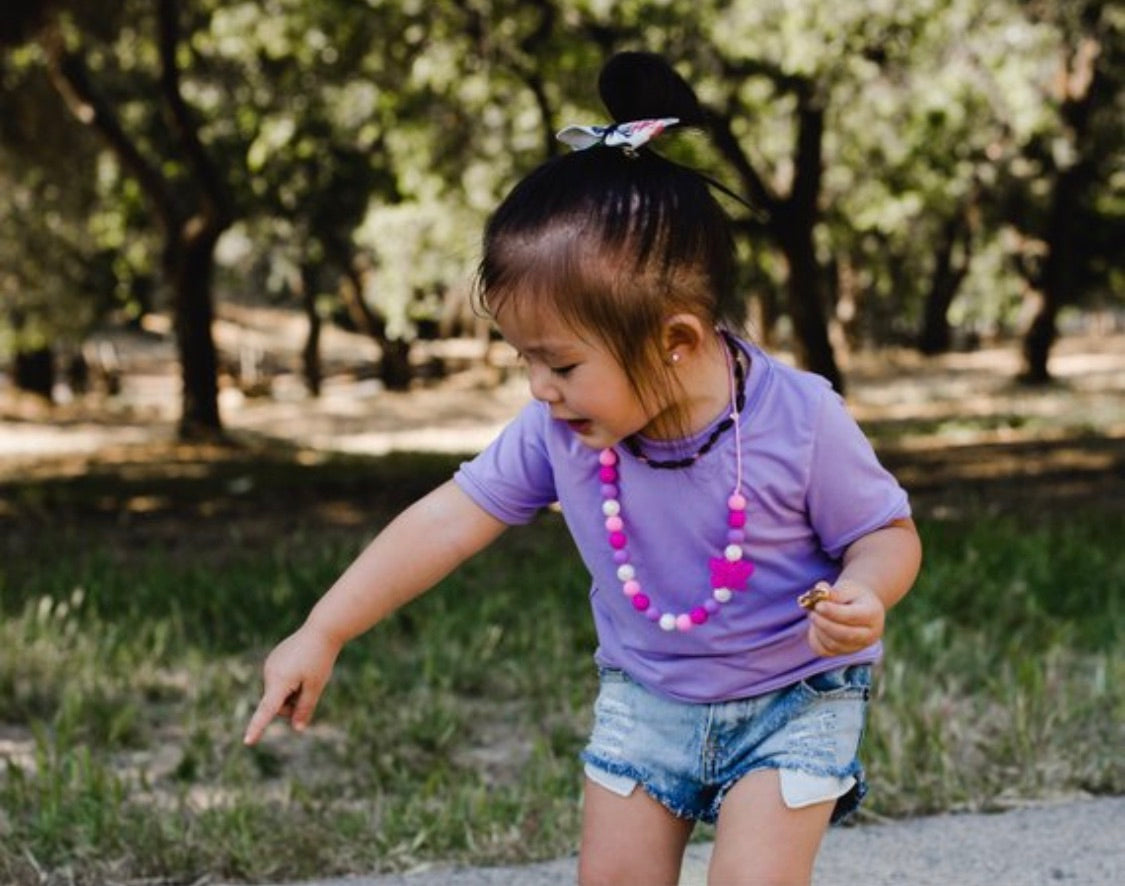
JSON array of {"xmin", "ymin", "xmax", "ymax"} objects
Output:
[{"xmin": 476, "ymin": 52, "xmax": 743, "ymax": 433}]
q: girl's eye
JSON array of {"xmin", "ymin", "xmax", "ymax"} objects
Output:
[{"xmin": 551, "ymin": 364, "xmax": 578, "ymax": 377}]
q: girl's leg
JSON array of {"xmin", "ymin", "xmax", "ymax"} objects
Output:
[
  {"xmin": 707, "ymin": 769, "xmax": 833, "ymax": 886},
  {"xmin": 578, "ymin": 776, "xmax": 694, "ymax": 886}
]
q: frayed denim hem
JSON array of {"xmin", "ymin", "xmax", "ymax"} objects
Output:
[
  {"xmin": 709, "ymin": 760, "xmax": 868, "ymax": 825},
  {"xmin": 580, "ymin": 753, "xmax": 708, "ymax": 821}
]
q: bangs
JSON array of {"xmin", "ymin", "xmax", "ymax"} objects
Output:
[
  {"xmin": 477, "ymin": 155, "xmax": 715, "ymax": 330},
  {"xmin": 475, "ymin": 149, "xmax": 735, "ymax": 332},
  {"xmin": 481, "ymin": 221, "xmax": 657, "ymax": 328}
]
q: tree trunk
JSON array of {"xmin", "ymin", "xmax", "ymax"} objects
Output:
[
  {"xmin": 13, "ymin": 346, "xmax": 55, "ymax": 400},
  {"xmin": 706, "ymin": 83, "xmax": 843, "ymax": 392},
  {"xmin": 170, "ymin": 220, "xmax": 222, "ymax": 437},
  {"xmin": 157, "ymin": 0, "xmax": 232, "ymax": 436},
  {"xmin": 778, "ymin": 218, "xmax": 844, "ymax": 392},
  {"xmin": 300, "ymin": 263, "xmax": 323, "ymax": 397},
  {"xmin": 919, "ymin": 213, "xmax": 972, "ymax": 356},
  {"xmin": 1021, "ymin": 149, "xmax": 1086, "ymax": 385},
  {"xmin": 338, "ymin": 260, "xmax": 415, "ymax": 390},
  {"xmin": 380, "ymin": 338, "xmax": 413, "ymax": 391},
  {"xmin": 1021, "ymin": 295, "xmax": 1059, "ymax": 385},
  {"xmin": 1021, "ymin": 26, "xmax": 1103, "ymax": 383},
  {"xmin": 777, "ymin": 93, "xmax": 843, "ymax": 392}
]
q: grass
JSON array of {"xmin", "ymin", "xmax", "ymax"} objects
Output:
[{"xmin": 0, "ymin": 447, "xmax": 1122, "ymax": 884}]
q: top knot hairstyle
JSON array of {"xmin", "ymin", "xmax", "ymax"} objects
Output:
[
  {"xmin": 597, "ymin": 51, "xmax": 707, "ymax": 129},
  {"xmin": 476, "ymin": 52, "xmax": 744, "ymax": 427}
]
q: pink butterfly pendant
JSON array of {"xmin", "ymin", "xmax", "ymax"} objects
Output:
[{"xmin": 709, "ymin": 557, "xmax": 755, "ymax": 592}]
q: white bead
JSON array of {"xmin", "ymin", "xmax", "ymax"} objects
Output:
[
  {"xmin": 724, "ymin": 544, "xmax": 743, "ymax": 561},
  {"xmin": 713, "ymin": 588, "xmax": 733, "ymax": 603},
  {"xmin": 659, "ymin": 613, "xmax": 677, "ymax": 631},
  {"xmin": 616, "ymin": 564, "xmax": 635, "ymax": 582},
  {"xmin": 602, "ymin": 499, "xmax": 621, "ymax": 517}
]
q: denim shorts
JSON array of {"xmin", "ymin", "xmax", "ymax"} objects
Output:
[{"xmin": 581, "ymin": 665, "xmax": 871, "ymax": 824}]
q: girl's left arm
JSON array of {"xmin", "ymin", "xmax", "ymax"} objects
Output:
[{"xmin": 807, "ymin": 517, "xmax": 922, "ymax": 657}]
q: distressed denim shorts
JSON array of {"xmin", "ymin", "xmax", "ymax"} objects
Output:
[{"xmin": 581, "ymin": 665, "xmax": 871, "ymax": 824}]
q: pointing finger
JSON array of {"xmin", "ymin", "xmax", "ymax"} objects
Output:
[{"xmin": 243, "ymin": 685, "xmax": 296, "ymax": 746}]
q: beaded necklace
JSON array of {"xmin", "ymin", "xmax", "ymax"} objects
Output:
[{"xmin": 597, "ymin": 334, "xmax": 753, "ymax": 631}]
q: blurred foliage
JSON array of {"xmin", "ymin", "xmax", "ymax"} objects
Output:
[{"xmin": 0, "ymin": 0, "xmax": 1122, "ymax": 398}]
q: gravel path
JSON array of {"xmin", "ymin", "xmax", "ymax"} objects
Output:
[{"xmin": 250, "ymin": 795, "xmax": 1123, "ymax": 886}]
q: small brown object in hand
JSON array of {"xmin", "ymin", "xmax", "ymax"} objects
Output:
[{"xmin": 798, "ymin": 581, "xmax": 832, "ymax": 611}]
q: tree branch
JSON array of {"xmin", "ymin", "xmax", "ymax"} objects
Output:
[
  {"xmin": 453, "ymin": 0, "xmax": 562, "ymax": 158},
  {"xmin": 702, "ymin": 103, "xmax": 779, "ymax": 216},
  {"xmin": 156, "ymin": 0, "xmax": 233, "ymax": 230},
  {"xmin": 40, "ymin": 20, "xmax": 179, "ymax": 232},
  {"xmin": 717, "ymin": 55, "xmax": 810, "ymax": 97}
]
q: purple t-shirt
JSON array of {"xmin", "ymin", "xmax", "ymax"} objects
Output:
[{"xmin": 454, "ymin": 342, "xmax": 910, "ymax": 702}]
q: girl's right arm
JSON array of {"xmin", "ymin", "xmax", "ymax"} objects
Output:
[{"xmin": 242, "ymin": 479, "xmax": 508, "ymax": 745}]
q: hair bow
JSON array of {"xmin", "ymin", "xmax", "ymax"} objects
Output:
[{"xmin": 556, "ymin": 117, "xmax": 680, "ymax": 153}]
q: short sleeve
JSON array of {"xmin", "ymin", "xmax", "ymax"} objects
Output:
[
  {"xmin": 806, "ymin": 389, "xmax": 910, "ymax": 559},
  {"xmin": 453, "ymin": 401, "xmax": 558, "ymax": 525}
]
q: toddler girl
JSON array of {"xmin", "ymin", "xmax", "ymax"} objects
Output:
[{"xmin": 244, "ymin": 51, "xmax": 922, "ymax": 885}]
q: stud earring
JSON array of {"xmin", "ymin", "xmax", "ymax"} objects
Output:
[{"xmin": 670, "ymin": 352, "xmax": 682, "ymax": 364}]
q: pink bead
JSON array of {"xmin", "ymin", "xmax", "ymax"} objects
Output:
[
  {"xmin": 599, "ymin": 466, "xmax": 617, "ymax": 483},
  {"xmin": 599, "ymin": 449, "xmax": 618, "ymax": 466},
  {"xmin": 728, "ymin": 493, "xmax": 747, "ymax": 511},
  {"xmin": 601, "ymin": 484, "xmax": 618, "ymax": 499},
  {"xmin": 623, "ymin": 580, "xmax": 641, "ymax": 597},
  {"xmin": 632, "ymin": 593, "xmax": 650, "ymax": 611},
  {"xmin": 727, "ymin": 529, "xmax": 745, "ymax": 544},
  {"xmin": 675, "ymin": 614, "xmax": 693, "ymax": 631},
  {"xmin": 690, "ymin": 606, "xmax": 708, "ymax": 624},
  {"xmin": 605, "ymin": 515, "xmax": 624, "ymax": 532},
  {"xmin": 608, "ymin": 531, "xmax": 627, "ymax": 550},
  {"xmin": 728, "ymin": 510, "xmax": 747, "ymax": 528}
]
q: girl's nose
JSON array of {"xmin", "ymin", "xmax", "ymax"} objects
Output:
[{"xmin": 527, "ymin": 364, "xmax": 560, "ymax": 403}]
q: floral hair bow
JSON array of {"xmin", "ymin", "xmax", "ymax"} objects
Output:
[{"xmin": 556, "ymin": 117, "xmax": 680, "ymax": 154}]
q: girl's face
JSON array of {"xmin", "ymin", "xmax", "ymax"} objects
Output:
[{"xmin": 495, "ymin": 304, "xmax": 661, "ymax": 450}]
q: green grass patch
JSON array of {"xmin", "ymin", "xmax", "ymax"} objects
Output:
[
  {"xmin": 870, "ymin": 515, "xmax": 1123, "ymax": 815},
  {"xmin": 1, "ymin": 450, "xmax": 1122, "ymax": 882}
]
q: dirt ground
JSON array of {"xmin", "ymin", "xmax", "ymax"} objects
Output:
[{"xmin": 1, "ymin": 309, "xmax": 1123, "ymax": 518}]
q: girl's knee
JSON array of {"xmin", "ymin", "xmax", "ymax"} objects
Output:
[
  {"xmin": 578, "ymin": 847, "xmax": 682, "ymax": 886},
  {"xmin": 707, "ymin": 853, "xmax": 815, "ymax": 886}
]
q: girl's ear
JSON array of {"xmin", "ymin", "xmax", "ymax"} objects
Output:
[{"xmin": 661, "ymin": 313, "xmax": 708, "ymax": 363}]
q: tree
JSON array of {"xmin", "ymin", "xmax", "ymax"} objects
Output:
[
  {"xmin": 208, "ymin": 0, "xmax": 406, "ymax": 393},
  {"xmin": 1015, "ymin": 0, "xmax": 1123, "ymax": 382},
  {"xmin": 0, "ymin": 44, "xmax": 109, "ymax": 398},
  {"xmin": 820, "ymin": 0, "xmax": 1047, "ymax": 354},
  {"xmin": 11, "ymin": 0, "xmax": 234, "ymax": 437},
  {"xmin": 683, "ymin": 2, "xmax": 921, "ymax": 392}
]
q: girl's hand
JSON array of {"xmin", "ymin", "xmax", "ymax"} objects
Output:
[
  {"xmin": 805, "ymin": 580, "xmax": 885, "ymax": 657},
  {"xmin": 243, "ymin": 625, "xmax": 342, "ymax": 745}
]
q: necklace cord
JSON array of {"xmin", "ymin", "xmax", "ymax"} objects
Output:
[{"xmin": 723, "ymin": 332, "xmax": 745, "ymax": 496}]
